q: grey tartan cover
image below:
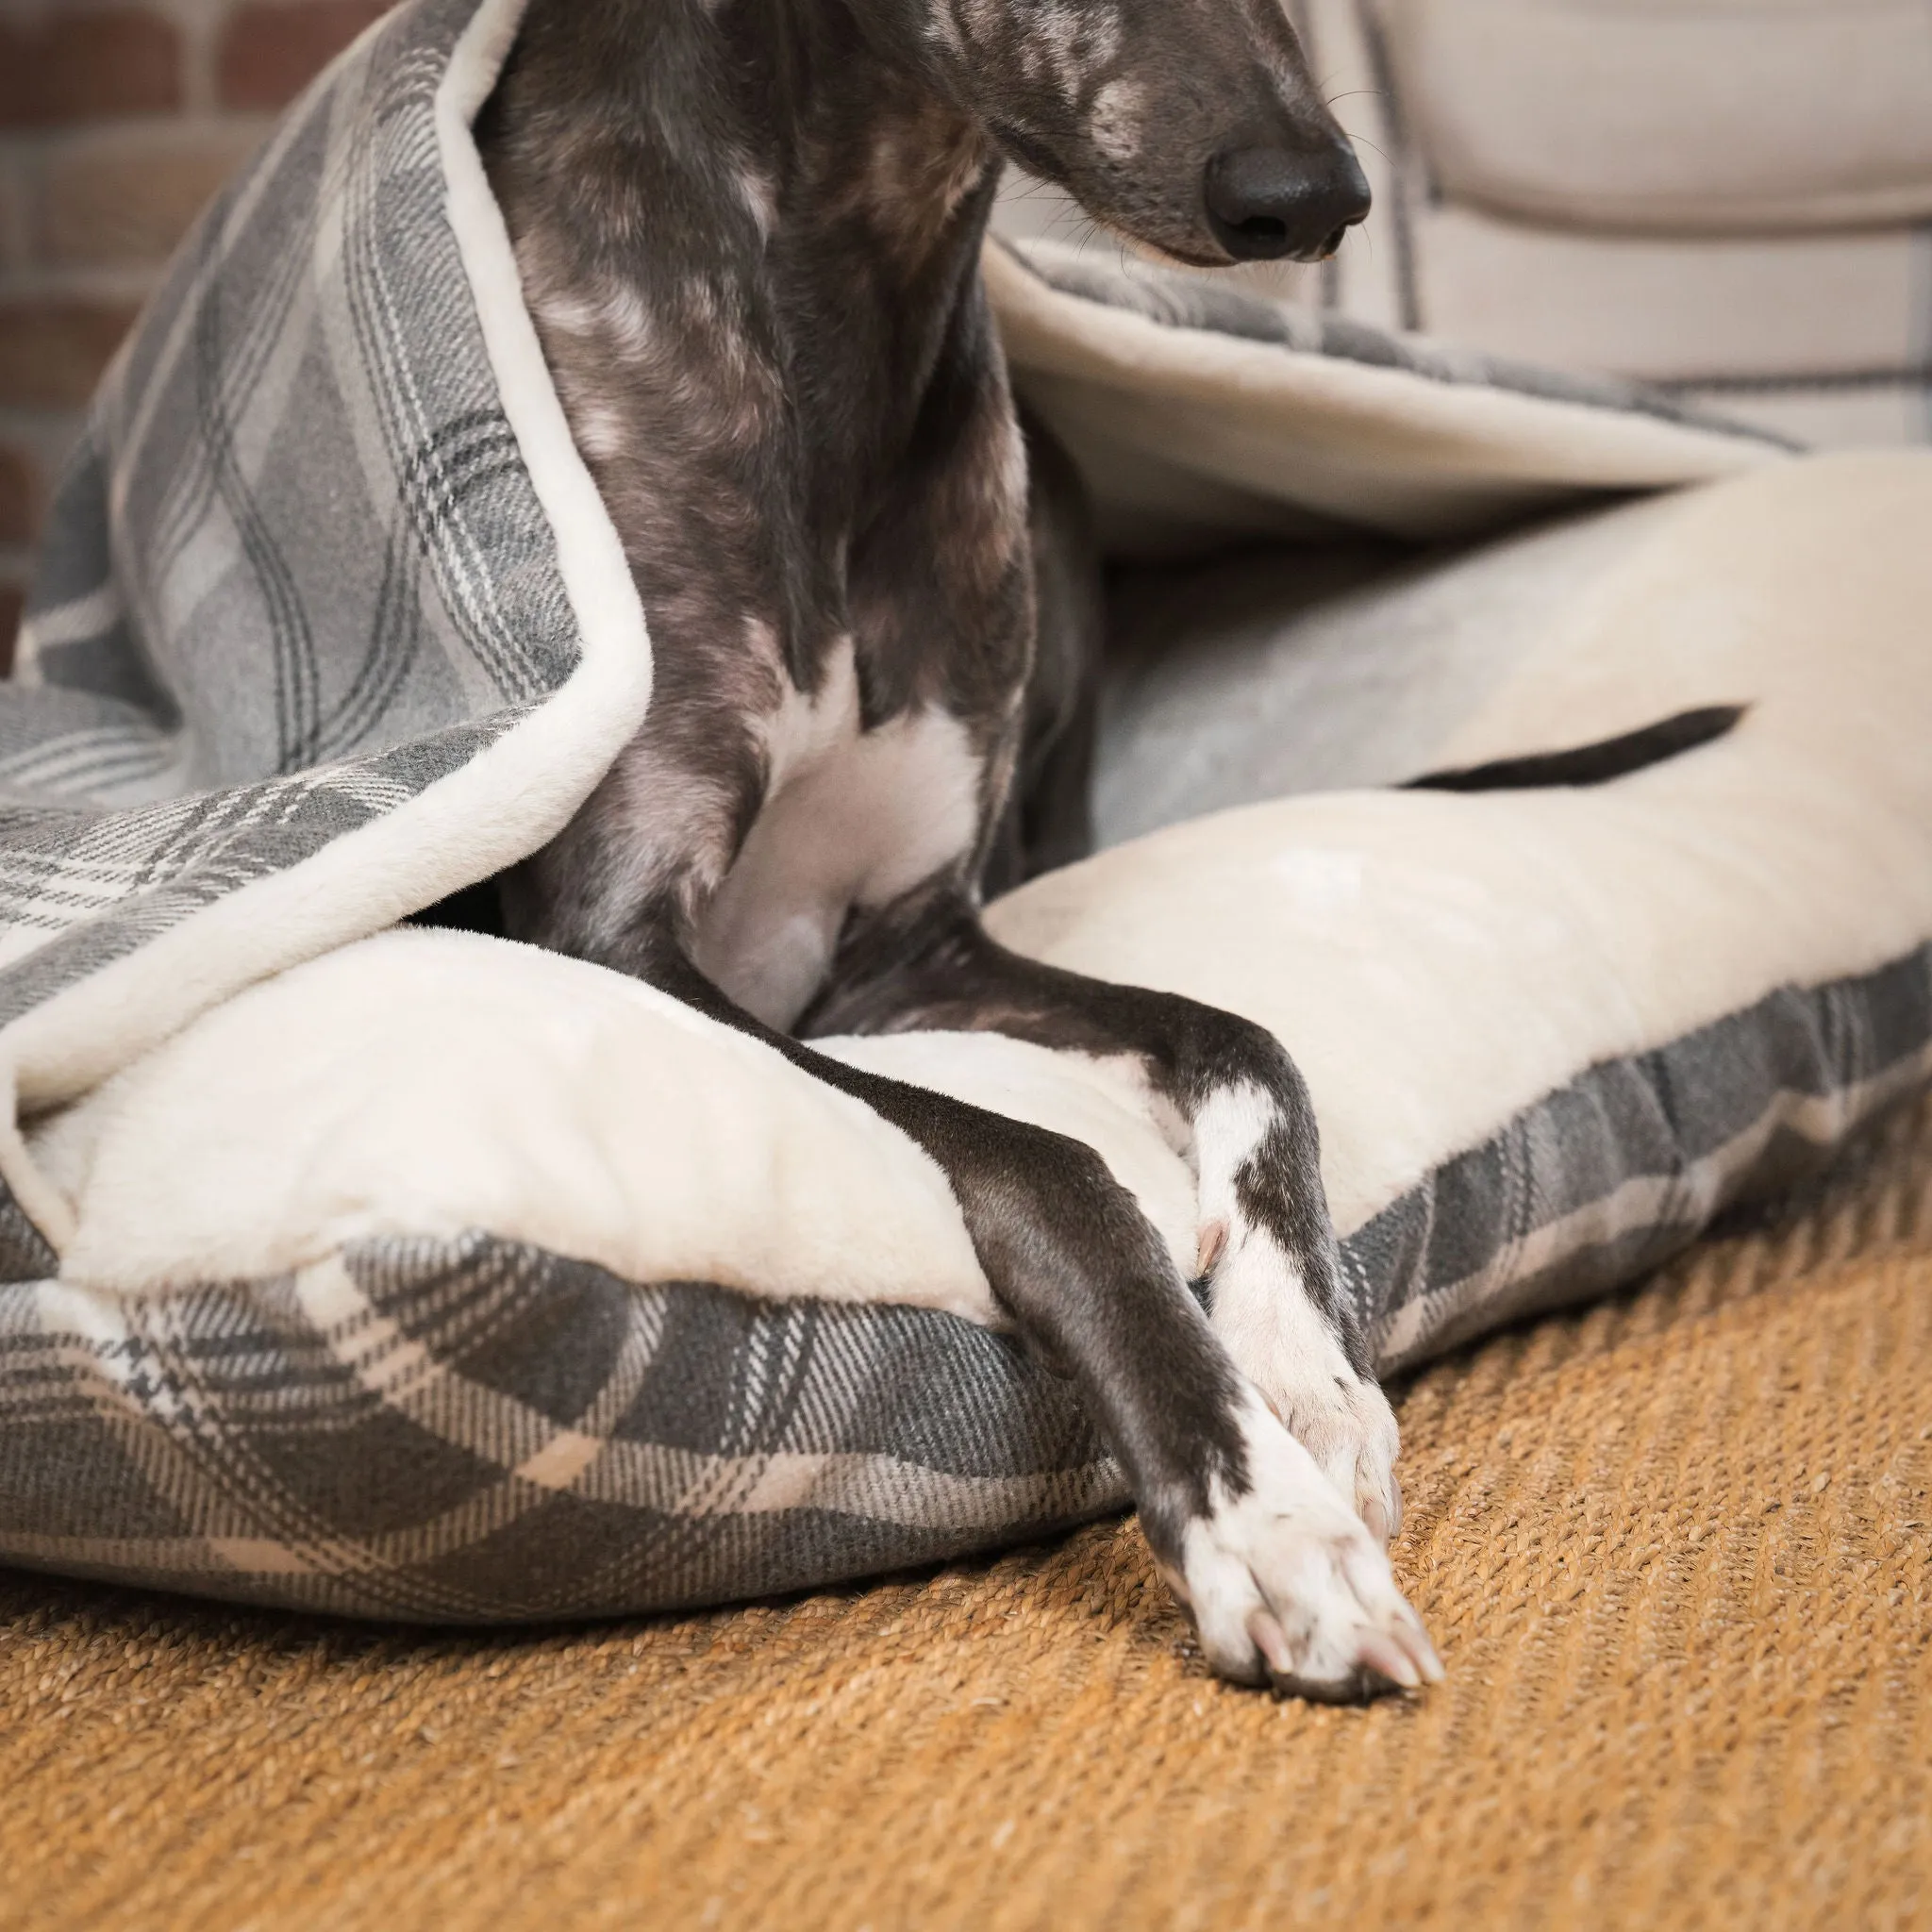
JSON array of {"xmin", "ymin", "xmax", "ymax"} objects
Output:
[{"xmin": 0, "ymin": 0, "xmax": 1922, "ymax": 1621}]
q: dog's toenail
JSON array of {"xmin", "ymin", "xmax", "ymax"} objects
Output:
[
  {"xmin": 1246, "ymin": 1607, "xmax": 1296, "ymax": 1677},
  {"xmin": 1357, "ymin": 1630, "xmax": 1422, "ymax": 1690},
  {"xmin": 1196, "ymin": 1220, "xmax": 1228, "ymax": 1276}
]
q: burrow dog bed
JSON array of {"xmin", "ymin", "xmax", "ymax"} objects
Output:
[{"xmin": 1, "ymin": 0, "xmax": 1927, "ymax": 1623}]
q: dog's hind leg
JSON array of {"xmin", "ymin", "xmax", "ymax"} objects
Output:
[{"xmin": 801, "ymin": 894, "xmax": 1409, "ymax": 1555}]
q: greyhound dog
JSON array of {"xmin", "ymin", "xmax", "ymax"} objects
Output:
[{"xmin": 475, "ymin": 0, "xmax": 1444, "ymax": 1700}]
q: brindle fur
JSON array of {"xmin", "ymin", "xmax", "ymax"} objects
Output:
[{"xmin": 475, "ymin": 0, "xmax": 1440, "ymax": 1699}]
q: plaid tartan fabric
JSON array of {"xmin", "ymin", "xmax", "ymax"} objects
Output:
[
  {"xmin": 0, "ymin": 1240, "xmax": 1120, "ymax": 1620},
  {"xmin": 0, "ymin": 0, "xmax": 1918, "ymax": 1620},
  {"xmin": 4, "ymin": 0, "xmax": 569, "ymax": 984}
]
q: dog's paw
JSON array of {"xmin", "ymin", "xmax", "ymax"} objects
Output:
[
  {"xmin": 1170, "ymin": 1393, "xmax": 1441, "ymax": 1700},
  {"xmin": 1204, "ymin": 1220, "xmax": 1403, "ymax": 1544}
]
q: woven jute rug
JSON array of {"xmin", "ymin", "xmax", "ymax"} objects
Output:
[{"xmin": 5, "ymin": 1101, "xmax": 1930, "ymax": 1931}]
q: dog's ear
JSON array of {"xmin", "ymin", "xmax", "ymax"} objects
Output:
[{"xmin": 915, "ymin": 0, "xmax": 1368, "ymax": 269}]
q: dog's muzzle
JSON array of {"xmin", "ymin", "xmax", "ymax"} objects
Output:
[{"xmin": 1203, "ymin": 142, "xmax": 1372, "ymax": 263}]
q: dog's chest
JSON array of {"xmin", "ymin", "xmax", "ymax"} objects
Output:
[{"xmin": 690, "ymin": 643, "xmax": 984, "ymax": 1030}]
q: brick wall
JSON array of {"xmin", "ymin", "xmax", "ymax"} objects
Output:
[{"xmin": 0, "ymin": 0, "xmax": 391, "ymax": 668}]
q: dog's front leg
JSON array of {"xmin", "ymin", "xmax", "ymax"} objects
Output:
[
  {"xmin": 541, "ymin": 914, "xmax": 1433, "ymax": 1698},
  {"xmin": 802, "ymin": 893, "xmax": 1414, "ymax": 1556}
]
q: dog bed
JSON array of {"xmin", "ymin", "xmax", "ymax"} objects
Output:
[{"xmin": 0, "ymin": 0, "xmax": 1926, "ymax": 1621}]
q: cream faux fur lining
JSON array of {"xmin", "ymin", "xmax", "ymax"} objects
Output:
[
  {"xmin": 25, "ymin": 928, "xmax": 1204, "ymax": 1307},
  {"xmin": 985, "ymin": 242, "xmax": 1782, "ymax": 543}
]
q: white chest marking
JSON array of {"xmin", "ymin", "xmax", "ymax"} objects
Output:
[{"xmin": 691, "ymin": 641, "xmax": 984, "ymax": 1029}]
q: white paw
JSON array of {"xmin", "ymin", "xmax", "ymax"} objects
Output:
[
  {"xmin": 1206, "ymin": 1220, "xmax": 1403, "ymax": 1544},
  {"xmin": 1173, "ymin": 1393, "xmax": 1441, "ymax": 1700}
]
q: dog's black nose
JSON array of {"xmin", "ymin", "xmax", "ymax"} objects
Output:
[{"xmin": 1203, "ymin": 144, "xmax": 1372, "ymax": 263}]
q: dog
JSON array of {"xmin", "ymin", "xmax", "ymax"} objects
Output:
[{"xmin": 472, "ymin": 0, "xmax": 1444, "ymax": 1701}]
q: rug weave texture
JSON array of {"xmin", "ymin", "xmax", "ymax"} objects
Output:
[{"xmin": 3, "ymin": 1097, "xmax": 1929, "ymax": 1931}]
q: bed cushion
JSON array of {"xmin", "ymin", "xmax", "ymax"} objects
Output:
[
  {"xmin": 0, "ymin": 0, "xmax": 1921, "ymax": 1621},
  {"xmin": 7, "ymin": 445, "xmax": 1929, "ymax": 1617}
]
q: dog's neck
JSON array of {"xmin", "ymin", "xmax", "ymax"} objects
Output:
[
  {"xmin": 727, "ymin": 0, "xmax": 1000, "ymax": 271},
  {"xmin": 485, "ymin": 0, "xmax": 1004, "ymax": 490}
]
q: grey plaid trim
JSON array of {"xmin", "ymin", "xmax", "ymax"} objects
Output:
[
  {"xmin": 1357, "ymin": 943, "xmax": 1932, "ymax": 1370},
  {"xmin": 997, "ymin": 240, "xmax": 1798, "ymax": 448},
  {"xmin": 0, "ymin": 1239, "xmax": 1121, "ymax": 1620},
  {"xmin": 1655, "ymin": 367, "xmax": 1932, "ymax": 397},
  {"xmin": 2, "ymin": 944, "xmax": 1923, "ymax": 1621}
]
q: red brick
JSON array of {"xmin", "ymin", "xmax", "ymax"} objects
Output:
[
  {"xmin": 0, "ymin": 10, "xmax": 182, "ymax": 129},
  {"xmin": 0, "ymin": 583, "xmax": 23, "ymax": 680},
  {"xmin": 0, "ymin": 446, "xmax": 36, "ymax": 547},
  {"xmin": 0, "ymin": 300, "xmax": 141, "ymax": 409},
  {"xmin": 218, "ymin": 0, "xmax": 393, "ymax": 111},
  {"xmin": 40, "ymin": 129, "xmax": 262, "ymax": 269}
]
